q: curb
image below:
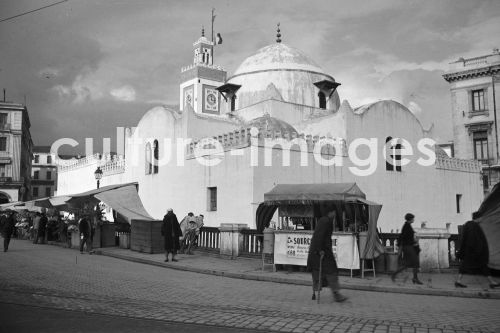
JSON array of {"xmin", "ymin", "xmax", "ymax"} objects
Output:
[{"xmin": 96, "ymin": 250, "xmax": 500, "ymax": 300}]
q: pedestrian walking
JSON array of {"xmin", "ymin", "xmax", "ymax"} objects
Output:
[
  {"xmin": 37, "ymin": 209, "xmax": 48, "ymax": 244},
  {"xmin": 78, "ymin": 214, "xmax": 93, "ymax": 254},
  {"xmin": 32, "ymin": 212, "xmax": 41, "ymax": 243},
  {"xmin": 161, "ymin": 208, "xmax": 182, "ymax": 262},
  {"xmin": 391, "ymin": 213, "xmax": 423, "ymax": 284},
  {"xmin": 307, "ymin": 209, "xmax": 347, "ymax": 303},
  {"xmin": 2, "ymin": 210, "xmax": 17, "ymax": 252},
  {"xmin": 179, "ymin": 212, "xmax": 194, "ymax": 253},
  {"xmin": 454, "ymin": 219, "xmax": 500, "ymax": 289}
]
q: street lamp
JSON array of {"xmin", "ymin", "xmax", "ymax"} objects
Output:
[
  {"xmin": 19, "ymin": 184, "xmax": 26, "ymax": 201},
  {"xmin": 94, "ymin": 167, "xmax": 103, "ymax": 189}
]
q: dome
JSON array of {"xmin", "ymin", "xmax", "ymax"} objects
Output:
[
  {"xmin": 227, "ymin": 43, "xmax": 340, "ymax": 111},
  {"xmin": 244, "ymin": 114, "xmax": 298, "ymax": 136},
  {"xmin": 233, "ymin": 43, "xmax": 325, "ymax": 76}
]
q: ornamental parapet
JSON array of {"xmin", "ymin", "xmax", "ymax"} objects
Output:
[
  {"xmin": 443, "ymin": 48, "xmax": 500, "ymax": 82},
  {"xmin": 58, "ymin": 154, "xmax": 125, "ymax": 174},
  {"xmin": 181, "ymin": 63, "xmax": 225, "ymax": 73},
  {"xmin": 100, "ymin": 159, "xmax": 126, "ymax": 176},
  {"xmin": 435, "ymin": 155, "xmax": 481, "ymax": 173},
  {"xmin": 186, "ymin": 128, "xmax": 347, "ymax": 158}
]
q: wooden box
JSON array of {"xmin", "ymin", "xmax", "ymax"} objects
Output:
[
  {"xmin": 130, "ymin": 219, "xmax": 163, "ymax": 254},
  {"xmin": 100, "ymin": 223, "xmax": 116, "ymax": 247}
]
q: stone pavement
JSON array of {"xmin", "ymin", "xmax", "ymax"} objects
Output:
[
  {"xmin": 1, "ymin": 238, "xmax": 500, "ymax": 333},
  {"xmin": 94, "ymin": 246, "xmax": 500, "ymax": 300}
]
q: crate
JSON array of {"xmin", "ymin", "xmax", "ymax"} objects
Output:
[{"xmin": 130, "ymin": 219, "xmax": 163, "ymax": 254}]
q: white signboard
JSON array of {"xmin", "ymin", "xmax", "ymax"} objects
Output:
[{"xmin": 274, "ymin": 231, "xmax": 360, "ymax": 269}]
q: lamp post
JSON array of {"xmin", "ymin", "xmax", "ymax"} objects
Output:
[
  {"xmin": 19, "ymin": 184, "xmax": 26, "ymax": 201},
  {"xmin": 94, "ymin": 167, "xmax": 103, "ymax": 189}
]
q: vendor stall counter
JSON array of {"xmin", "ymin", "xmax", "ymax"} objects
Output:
[{"xmin": 273, "ymin": 230, "xmax": 360, "ymax": 275}]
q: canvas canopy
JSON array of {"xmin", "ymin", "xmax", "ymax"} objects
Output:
[
  {"xmin": 475, "ymin": 182, "xmax": 500, "ymax": 270},
  {"xmin": 64, "ymin": 182, "xmax": 153, "ymax": 223},
  {"xmin": 94, "ymin": 185, "xmax": 153, "ymax": 223},
  {"xmin": 257, "ymin": 183, "xmax": 384, "ymax": 259},
  {"xmin": 263, "ymin": 183, "xmax": 366, "ymax": 205}
]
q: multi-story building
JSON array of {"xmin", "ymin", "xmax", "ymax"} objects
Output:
[
  {"xmin": 0, "ymin": 101, "xmax": 33, "ymax": 203},
  {"xmin": 443, "ymin": 48, "xmax": 500, "ymax": 193},
  {"xmin": 31, "ymin": 146, "xmax": 57, "ymax": 199}
]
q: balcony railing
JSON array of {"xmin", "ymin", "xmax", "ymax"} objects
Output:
[
  {"xmin": 0, "ymin": 176, "xmax": 12, "ymax": 182},
  {"xmin": 0, "ymin": 123, "xmax": 11, "ymax": 130}
]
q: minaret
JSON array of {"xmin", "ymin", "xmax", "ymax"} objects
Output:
[{"xmin": 180, "ymin": 27, "xmax": 226, "ymax": 115}]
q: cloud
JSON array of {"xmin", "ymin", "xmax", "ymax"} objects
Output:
[
  {"xmin": 51, "ymin": 73, "xmax": 104, "ymax": 104},
  {"xmin": 110, "ymin": 85, "xmax": 136, "ymax": 102}
]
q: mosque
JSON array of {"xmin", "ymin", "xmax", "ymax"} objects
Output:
[{"xmin": 58, "ymin": 27, "xmax": 483, "ymax": 233}]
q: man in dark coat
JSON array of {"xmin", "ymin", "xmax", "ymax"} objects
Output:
[
  {"xmin": 161, "ymin": 208, "xmax": 182, "ymax": 262},
  {"xmin": 37, "ymin": 208, "xmax": 48, "ymax": 244},
  {"xmin": 78, "ymin": 214, "xmax": 93, "ymax": 254},
  {"xmin": 455, "ymin": 220, "xmax": 499, "ymax": 289},
  {"xmin": 2, "ymin": 211, "xmax": 17, "ymax": 252},
  {"xmin": 307, "ymin": 209, "xmax": 347, "ymax": 302}
]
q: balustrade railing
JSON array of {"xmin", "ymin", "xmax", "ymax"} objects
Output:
[
  {"xmin": 379, "ymin": 233, "xmax": 400, "ymax": 252},
  {"xmin": 198, "ymin": 227, "xmax": 220, "ymax": 253},
  {"xmin": 240, "ymin": 229, "xmax": 262, "ymax": 257}
]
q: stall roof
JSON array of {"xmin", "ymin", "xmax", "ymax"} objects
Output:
[
  {"xmin": 94, "ymin": 184, "xmax": 153, "ymax": 223},
  {"xmin": 263, "ymin": 183, "xmax": 366, "ymax": 205}
]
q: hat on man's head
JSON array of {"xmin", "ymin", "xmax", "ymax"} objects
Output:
[{"xmin": 167, "ymin": 208, "xmax": 173, "ymax": 212}]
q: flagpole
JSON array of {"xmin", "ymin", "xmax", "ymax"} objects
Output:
[{"xmin": 211, "ymin": 8, "xmax": 215, "ymax": 64}]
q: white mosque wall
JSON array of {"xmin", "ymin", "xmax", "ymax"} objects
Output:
[{"xmin": 342, "ymin": 100, "xmax": 483, "ymax": 233}]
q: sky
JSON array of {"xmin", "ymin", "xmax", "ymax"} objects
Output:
[{"xmin": 0, "ymin": 0, "xmax": 499, "ymax": 155}]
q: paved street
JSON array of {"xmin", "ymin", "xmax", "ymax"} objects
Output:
[{"xmin": 1, "ymin": 239, "xmax": 499, "ymax": 333}]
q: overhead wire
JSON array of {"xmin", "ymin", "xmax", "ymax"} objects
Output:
[{"xmin": 0, "ymin": 0, "xmax": 69, "ymax": 23}]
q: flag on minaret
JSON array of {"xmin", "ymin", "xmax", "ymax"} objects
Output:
[{"xmin": 216, "ymin": 33, "xmax": 223, "ymax": 44}]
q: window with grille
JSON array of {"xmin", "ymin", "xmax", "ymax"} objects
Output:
[
  {"xmin": 34, "ymin": 155, "xmax": 39, "ymax": 163},
  {"xmin": 33, "ymin": 187, "xmax": 38, "ymax": 197},
  {"xmin": 34, "ymin": 170, "xmax": 39, "ymax": 180},
  {"xmin": 0, "ymin": 113, "xmax": 7, "ymax": 127},
  {"xmin": 46, "ymin": 170, "xmax": 51, "ymax": 180},
  {"xmin": 207, "ymin": 187, "xmax": 217, "ymax": 211},
  {"xmin": 472, "ymin": 89, "xmax": 485, "ymax": 111},
  {"xmin": 47, "ymin": 155, "xmax": 52, "ymax": 164},
  {"xmin": 45, "ymin": 187, "xmax": 51, "ymax": 197},
  {"xmin": 473, "ymin": 131, "xmax": 488, "ymax": 163},
  {"xmin": 0, "ymin": 164, "xmax": 5, "ymax": 177},
  {"xmin": 0, "ymin": 137, "xmax": 6, "ymax": 151}
]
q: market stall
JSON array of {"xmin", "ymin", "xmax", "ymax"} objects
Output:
[{"xmin": 256, "ymin": 183, "xmax": 384, "ymax": 272}]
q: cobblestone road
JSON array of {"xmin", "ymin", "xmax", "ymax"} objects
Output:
[{"xmin": 1, "ymin": 240, "xmax": 499, "ymax": 333}]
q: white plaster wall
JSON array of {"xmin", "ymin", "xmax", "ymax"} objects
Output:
[{"xmin": 344, "ymin": 100, "xmax": 483, "ymax": 233}]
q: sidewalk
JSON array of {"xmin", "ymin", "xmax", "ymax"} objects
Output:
[{"xmin": 95, "ymin": 246, "xmax": 500, "ymax": 300}]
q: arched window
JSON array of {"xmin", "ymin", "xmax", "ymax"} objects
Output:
[
  {"xmin": 394, "ymin": 143, "xmax": 402, "ymax": 172},
  {"xmin": 385, "ymin": 137, "xmax": 403, "ymax": 172},
  {"xmin": 231, "ymin": 95, "xmax": 236, "ymax": 111},
  {"xmin": 318, "ymin": 91, "xmax": 326, "ymax": 109},
  {"xmin": 385, "ymin": 137, "xmax": 394, "ymax": 171},
  {"xmin": 153, "ymin": 140, "xmax": 159, "ymax": 174},
  {"xmin": 145, "ymin": 142, "xmax": 152, "ymax": 175}
]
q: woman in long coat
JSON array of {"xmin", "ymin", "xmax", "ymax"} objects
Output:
[
  {"xmin": 307, "ymin": 210, "xmax": 347, "ymax": 302},
  {"xmin": 391, "ymin": 213, "xmax": 422, "ymax": 284},
  {"xmin": 162, "ymin": 208, "xmax": 182, "ymax": 262}
]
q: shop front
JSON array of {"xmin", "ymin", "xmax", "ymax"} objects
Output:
[{"xmin": 256, "ymin": 183, "xmax": 385, "ymax": 274}]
